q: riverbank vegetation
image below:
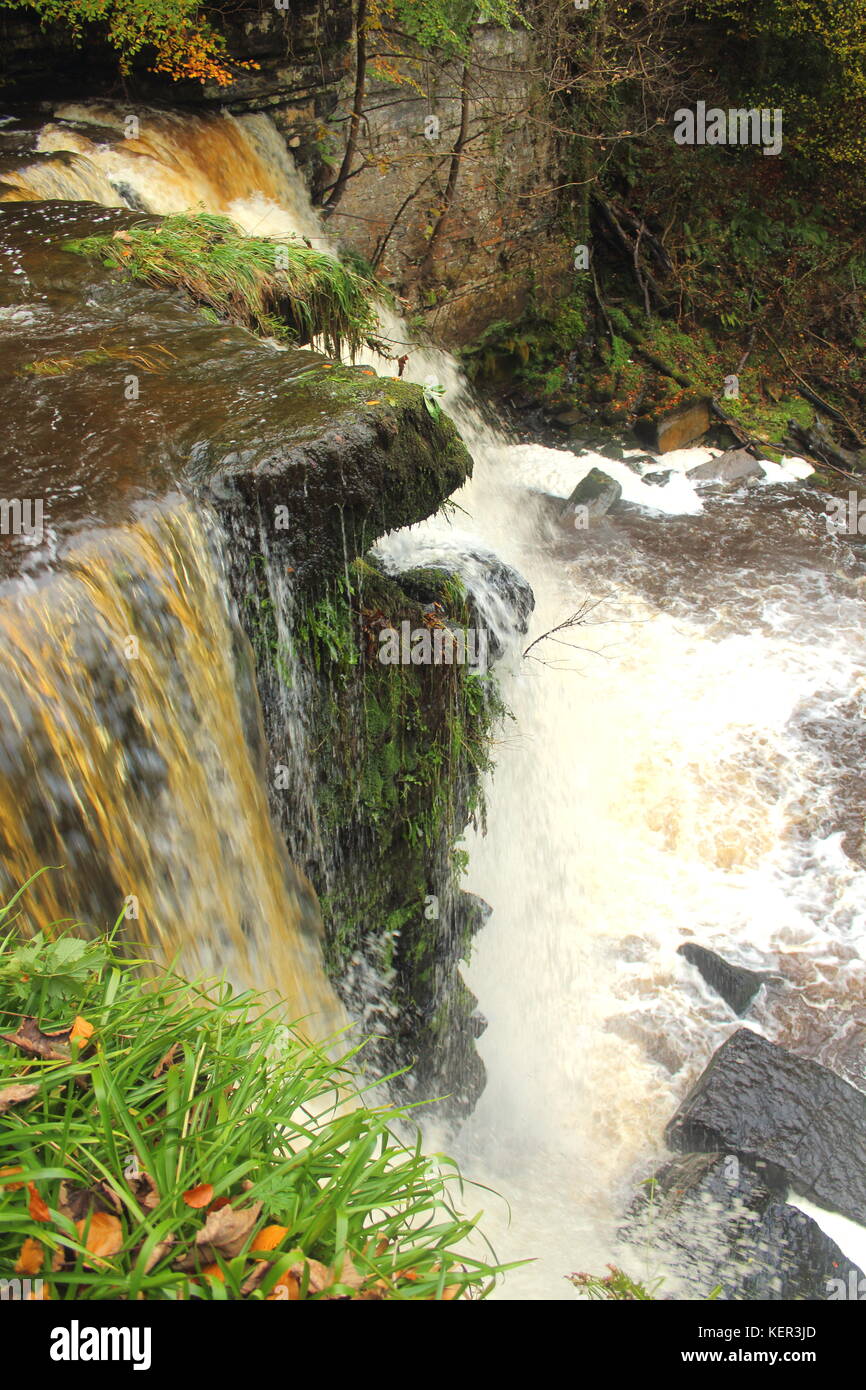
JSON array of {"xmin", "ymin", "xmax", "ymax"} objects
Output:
[{"xmin": 0, "ymin": 894, "xmax": 502, "ymax": 1300}]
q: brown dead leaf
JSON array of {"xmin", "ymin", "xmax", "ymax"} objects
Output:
[
  {"xmin": 152, "ymin": 1042, "xmax": 180, "ymax": 1078},
  {"xmin": 143, "ymin": 1234, "xmax": 175, "ymax": 1274},
  {"xmin": 354, "ymin": 1277, "xmax": 389, "ymax": 1300},
  {"xmin": 15, "ymin": 1237, "xmax": 43, "ymax": 1275},
  {"xmin": 130, "ymin": 1171, "xmax": 160, "ymax": 1212},
  {"xmin": 94, "ymin": 1181, "xmax": 123, "ymax": 1214},
  {"xmin": 0, "ymin": 1082, "xmax": 39, "ymax": 1113},
  {"xmin": 58, "ymin": 1180, "xmax": 116, "ymax": 1223},
  {"xmin": 28, "ymin": 1182, "xmax": 50, "ymax": 1222},
  {"xmin": 76, "ymin": 1211, "xmax": 123, "ymax": 1265},
  {"xmin": 182, "ymin": 1183, "xmax": 214, "ymax": 1209},
  {"xmin": 2, "ymin": 1018, "xmax": 71, "ymax": 1061},
  {"xmin": 332, "ymin": 1252, "xmax": 365, "ymax": 1291},
  {"xmin": 289, "ymin": 1257, "xmax": 332, "ymax": 1297},
  {"xmin": 175, "ymin": 1199, "xmax": 262, "ymax": 1270}
]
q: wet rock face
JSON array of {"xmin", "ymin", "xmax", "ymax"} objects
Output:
[
  {"xmin": 0, "ymin": 201, "xmax": 471, "ymax": 584},
  {"xmin": 666, "ymin": 1029, "xmax": 866, "ymax": 1225},
  {"xmin": 624, "ymin": 1151, "xmax": 864, "ymax": 1301}
]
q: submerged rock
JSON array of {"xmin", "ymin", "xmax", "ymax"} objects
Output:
[
  {"xmin": 678, "ymin": 942, "xmax": 775, "ymax": 1015},
  {"xmin": 562, "ymin": 467, "xmax": 622, "ymax": 522},
  {"xmin": 384, "ymin": 550, "xmax": 535, "ymax": 664},
  {"xmin": 623, "ymin": 1150, "xmax": 864, "ymax": 1300},
  {"xmin": 687, "ymin": 448, "xmax": 765, "ymax": 484},
  {"xmin": 666, "ymin": 1029, "xmax": 866, "ymax": 1225},
  {"xmin": 642, "ymin": 469, "xmax": 672, "ymax": 487}
]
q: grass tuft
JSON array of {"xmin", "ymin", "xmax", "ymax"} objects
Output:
[
  {"xmin": 66, "ymin": 213, "xmax": 381, "ymax": 358},
  {"xmin": 0, "ymin": 911, "xmax": 503, "ymax": 1300}
]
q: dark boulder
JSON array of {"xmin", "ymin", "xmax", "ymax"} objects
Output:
[
  {"xmin": 687, "ymin": 448, "xmax": 765, "ymax": 484},
  {"xmin": 623, "ymin": 1150, "xmax": 864, "ymax": 1300},
  {"xmin": 678, "ymin": 942, "xmax": 776, "ymax": 1015},
  {"xmin": 666, "ymin": 1029, "xmax": 866, "ymax": 1225},
  {"xmin": 562, "ymin": 467, "xmax": 622, "ymax": 523}
]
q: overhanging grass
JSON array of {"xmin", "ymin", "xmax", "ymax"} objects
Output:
[
  {"xmin": 0, "ymin": 910, "xmax": 504, "ymax": 1300},
  {"xmin": 66, "ymin": 213, "xmax": 381, "ymax": 358}
]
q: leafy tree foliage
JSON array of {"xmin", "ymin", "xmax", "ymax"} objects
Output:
[
  {"xmin": 693, "ymin": 0, "xmax": 866, "ymax": 171},
  {"xmin": 0, "ymin": 0, "xmax": 251, "ymax": 84}
]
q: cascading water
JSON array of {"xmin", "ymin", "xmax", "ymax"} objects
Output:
[
  {"xmin": 6, "ymin": 101, "xmax": 866, "ymax": 1297},
  {"xmin": 0, "ymin": 496, "xmax": 341, "ymax": 1034}
]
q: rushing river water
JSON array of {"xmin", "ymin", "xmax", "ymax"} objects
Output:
[{"xmin": 4, "ymin": 103, "xmax": 866, "ymax": 1297}]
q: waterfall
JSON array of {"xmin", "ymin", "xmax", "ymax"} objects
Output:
[
  {"xmin": 0, "ymin": 497, "xmax": 341, "ymax": 1034},
  {"xmin": 6, "ymin": 101, "xmax": 866, "ymax": 1296}
]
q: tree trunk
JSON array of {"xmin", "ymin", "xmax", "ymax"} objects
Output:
[{"xmin": 324, "ymin": 0, "xmax": 368, "ymax": 211}]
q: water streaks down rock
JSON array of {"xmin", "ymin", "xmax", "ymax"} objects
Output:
[{"xmin": 624, "ymin": 1151, "xmax": 864, "ymax": 1301}]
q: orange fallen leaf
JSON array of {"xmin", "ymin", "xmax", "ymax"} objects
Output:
[
  {"xmin": 200, "ymin": 1263, "xmax": 225, "ymax": 1282},
  {"xmin": 251, "ymin": 1224, "xmax": 289, "ymax": 1252},
  {"xmin": 268, "ymin": 1271, "xmax": 300, "ymax": 1300},
  {"xmin": 15, "ymin": 1237, "xmax": 43, "ymax": 1275},
  {"xmin": 365, "ymin": 399, "xmax": 382, "ymax": 406},
  {"xmin": 75, "ymin": 1211, "xmax": 123, "ymax": 1264},
  {"xmin": 0, "ymin": 1165, "xmax": 24, "ymax": 1190},
  {"xmin": 208, "ymin": 1195, "xmax": 230, "ymax": 1213},
  {"xmin": 182, "ymin": 1183, "xmax": 214, "ymax": 1209},
  {"xmin": 28, "ymin": 1183, "xmax": 50, "ymax": 1222},
  {"xmin": 70, "ymin": 1016, "xmax": 94, "ymax": 1046}
]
